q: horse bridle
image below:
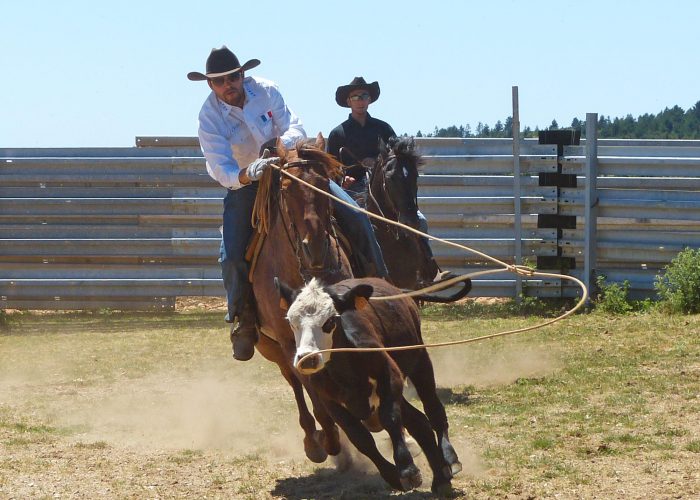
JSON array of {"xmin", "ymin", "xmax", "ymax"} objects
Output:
[
  {"xmin": 277, "ymin": 159, "xmax": 343, "ymax": 281},
  {"xmin": 368, "ymin": 153, "xmax": 409, "ymax": 240},
  {"xmin": 338, "ymin": 146, "xmax": 391, "ymax": 221},
  {"xmin": 341, "ymin": 145, "xmax": 419, "ymax": 241}
]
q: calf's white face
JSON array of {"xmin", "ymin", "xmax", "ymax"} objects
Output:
[{"xmin": 286, "ymin": 279, "xmax": 338, "ymax": 374}]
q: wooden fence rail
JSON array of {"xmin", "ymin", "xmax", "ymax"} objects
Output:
[{"xmin": 2, "ymin": 128, "xmax": 700, "ymax": 310}]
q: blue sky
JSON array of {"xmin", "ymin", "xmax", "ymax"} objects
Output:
[{"xmin": 2, "ymin": 0, "xmax": 698, "ymax": 148}]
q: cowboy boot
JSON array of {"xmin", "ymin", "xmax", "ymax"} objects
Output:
[
  {"xmin": 229, "ymin": 290, "xmax": 259, "ymax": 361},
  {"xmin": 419, "ymin": 237, "xmax": 453, "ymax": 282}
]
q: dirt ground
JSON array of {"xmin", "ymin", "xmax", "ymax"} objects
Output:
[
  {"xmin": 1, "ymin": 307, "xmax": 698, "ymax": 499},
  {"xmin": 2, "ymin": 359, "xmax": 697, "ymax": 499}
]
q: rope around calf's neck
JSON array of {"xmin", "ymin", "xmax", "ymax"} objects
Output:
[{"xmin": 269, "ymin": 165, "xmax": 588, "ymax": 368}]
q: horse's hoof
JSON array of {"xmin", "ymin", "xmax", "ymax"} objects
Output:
[
  {"xmin": 441, "ymin": 438, "xmax": 461, "ymax": 476},
  {"xmin": 304, "ymin": 444, "xmax": 328, "ymax": 463},
  {"xmin": 304, "ymin": 432, "xmax": 328, "ymax": 463},
  {"xmin": 314, "ymin": 428, "xmax": 340, "ymax": 456},
  {"xmin": 399, "ymin": 465, "xmax": 422, "ymax": 491},
  {"xmin": 431, "ymin": 479, "xmax": 453, "ymax": 497}
]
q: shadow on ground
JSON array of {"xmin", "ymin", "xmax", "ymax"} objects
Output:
[
  {"xmin": 435, "ymin": 386, "xmax": 471, "ymax": 405},
  {"xmin": 272, "ymin": 466, "xmax": 465, "ymax": 499}
]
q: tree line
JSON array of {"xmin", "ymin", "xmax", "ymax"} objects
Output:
[{"xmin": 416, "ymin": 100, "xmax": 700, "ymax": 139}]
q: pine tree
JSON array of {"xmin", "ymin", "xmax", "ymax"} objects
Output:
[{"xmin": 414, "ymin": 101, "xmax": 700, "ymax": 139}]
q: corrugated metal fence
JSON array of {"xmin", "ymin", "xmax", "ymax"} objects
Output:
[{"xmin": 2, "ymin": 122, "xmax": 700, "ymax": 309}]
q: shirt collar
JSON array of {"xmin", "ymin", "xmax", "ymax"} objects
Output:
[
  {"xmin": 217, "ymin": 97, "xmax": 234, "ymax": 115},
  {"xmin": 348, "ymin": 112, "xmax": 372, "ymax": 128}
]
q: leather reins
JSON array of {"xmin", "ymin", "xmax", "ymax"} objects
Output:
[{"xmin": 276, "ymin": 159, "xmax": 343, "ymax": 280}]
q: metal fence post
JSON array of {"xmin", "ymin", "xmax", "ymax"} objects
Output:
[
  {"xmin": 584, "ymin": 113, "xmax": 599, "ymax": 303},
  {"xmin": 512, "ymin": 86, "xmax": 522, "ymax": 299}
]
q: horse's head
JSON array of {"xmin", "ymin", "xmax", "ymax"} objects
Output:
[
  {"xmin": 375, "ymin": 136, "xmax": 423, "ymax": 228},
  {"xmin": 278, "ymin": 134, "xmax": 343, "ymax": 272}
]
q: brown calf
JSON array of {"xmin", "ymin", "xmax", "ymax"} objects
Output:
[{"xmin": 276, "ymin": 276, "xmax": 464, "ymax": 494}]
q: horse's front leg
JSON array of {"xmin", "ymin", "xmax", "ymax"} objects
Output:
[
  {"xmin": 297, "ymin": 373, "xmax": 341, "ymax": 457},
  {"xmin": 255, "ymin": 334, "xmax": 327, "ymax": 463},
  {"xmin": 276, "ymin": 338, "xmax": 341, "ymax": 459}
]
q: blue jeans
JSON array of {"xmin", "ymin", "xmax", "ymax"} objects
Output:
[
  {"xmin": 329, "ymin": 181, "xmax": 388, "ymax": 279},
  {"xmin": 220, "ymin": 184, "xmax": 259, "ymax": 322},
  {"xmin": 220, "ymin": 181, "xmax": 388, "ymax": 320},
  {"xmin": 417, "ymin": 210, "xmax": 435, "ymax": 258},
  {"xmin": 417, "ymin": 210, "xmax": 428, "ymax": 234}
]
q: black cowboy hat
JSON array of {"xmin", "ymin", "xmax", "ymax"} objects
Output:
[
  {"xmin": 187, "ymin": 46, "xmax": 260, "ymax": 81},
  {"xmin": 335, "ymin": 76, "xmax": 380, "ymax": 107}
]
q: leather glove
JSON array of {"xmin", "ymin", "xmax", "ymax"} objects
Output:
[{"xmin": 246, "ymin": 149, "xmax": 280, "ymax": 181}]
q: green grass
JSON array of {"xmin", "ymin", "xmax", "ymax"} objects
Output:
[
  {"xmin": 417, "ymin": 306, "xmax": 699, "ymax": 496},
  {"xmin": 167, "ymin": 448, "xmax": 204, "ymax": 465}
]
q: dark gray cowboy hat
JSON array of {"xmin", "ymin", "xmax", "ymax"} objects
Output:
[
  {"xmin": 335, "ymin": 76, "xmax": 380, "ymax": 107},
  {"xmin": 187, "ymin": 46, "xmax": 260, "ymax": 81}
]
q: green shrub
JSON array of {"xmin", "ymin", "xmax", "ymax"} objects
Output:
[
  {"xmin": 655, "ymin": 247, "xmax": 700, "ymax": 314},
  {"xmin": 595, "ymin": 275, "xmax": 633, "ymax": 314}
]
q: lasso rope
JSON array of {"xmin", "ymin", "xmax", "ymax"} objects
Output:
[
  {"xmin": 251, "ymin": 168, "xmax": 274, "ymax": 234},
  {"xmin": 266, "ymin": 164, "xmax": 588, "ymax": 368}
]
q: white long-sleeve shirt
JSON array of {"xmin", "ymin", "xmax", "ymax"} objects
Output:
[{"xmin": 197, "ymin": 76, "xmax": 306, "ymax": 190}]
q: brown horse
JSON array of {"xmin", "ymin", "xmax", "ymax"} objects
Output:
[
  {"xmin": 367, "ymin": 136, "xmax": 439, "ymax": 290},
  {"xmin": 250, "ymin": 135, "xmax": 352, "ymax": 463}
]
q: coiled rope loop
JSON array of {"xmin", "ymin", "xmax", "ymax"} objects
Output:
[{"xmin": 267, "ymin": 164, "xmax": 588, "ymax": 369}]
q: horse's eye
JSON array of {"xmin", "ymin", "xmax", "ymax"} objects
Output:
[{"xmin": 321, "ymin": 316, "xmax": 337, "ymax": 334}]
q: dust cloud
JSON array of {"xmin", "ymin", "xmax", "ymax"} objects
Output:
[
  {"xmin": 1, "ymin": 330, "xmax": 556, "ymax": 481},
  {"xmin": 1, "ymin": 362, "xmax": 306, "ymax": 459},
  {"xmin": 429, "ymin": 341, "xmax": 562, "ymax": 389}
]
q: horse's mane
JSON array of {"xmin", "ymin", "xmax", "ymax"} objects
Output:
[
  {"xmin": 387, "ymin": 136, "xmax": 424, "ymax": 169},
  {"xmin": 294, "ymin": 140, "xmax": 344, "ymax": 180}
]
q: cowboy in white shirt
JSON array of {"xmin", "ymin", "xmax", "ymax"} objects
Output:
[{"xmin": 188, "ymin": 46, "xmax": 387, "ymax": 361}]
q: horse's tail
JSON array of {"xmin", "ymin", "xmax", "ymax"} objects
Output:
[{"xmin": 412, "ymin": 277, "xmax": 472, "ymax": 304}]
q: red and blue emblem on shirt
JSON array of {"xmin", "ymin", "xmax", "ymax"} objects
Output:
[{"xmin": 260, "ymin": 110, "xmax": 273, "ymax": 122}]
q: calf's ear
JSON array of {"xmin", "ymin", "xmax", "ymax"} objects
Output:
[
  {"xmin": 274, "ymin": 277, "xmax": 297, "ymax": 311},
  {"xmin": 332, "ymin": 283, "xmax": 374, "ymax": 313}
]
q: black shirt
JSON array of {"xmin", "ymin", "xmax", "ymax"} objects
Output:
[{"xmin": 327, "ymin": 113, "xmax": 396, "ymax": 179}]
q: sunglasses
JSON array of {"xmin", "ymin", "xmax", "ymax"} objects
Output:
[
  {"xmin": 209, "ymin": 72, "xmax": 242, "ymax": 86},
  {"xmin": 348, "ymin": 93, "xmax": 371, "ymax": 102}
]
